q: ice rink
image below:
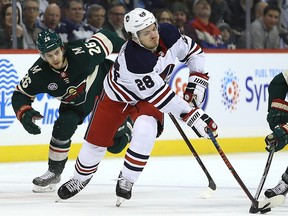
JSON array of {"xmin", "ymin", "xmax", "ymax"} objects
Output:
[{"xmin": 1, "ymin": 152, "xmax": 287, "ymax": 216}]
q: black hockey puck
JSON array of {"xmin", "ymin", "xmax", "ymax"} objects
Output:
[{"xmin": 260, "ymin": 208, "xmax": 271, "ymax": 214}]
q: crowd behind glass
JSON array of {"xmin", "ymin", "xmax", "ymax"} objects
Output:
[{"xmin": 0, "ymin": 0, "xmax": 287, "ymax": 50}]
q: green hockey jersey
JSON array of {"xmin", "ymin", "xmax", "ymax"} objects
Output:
[{"xmin": 12, "ymin": 29, "xmax": 125, "ymax": 114}]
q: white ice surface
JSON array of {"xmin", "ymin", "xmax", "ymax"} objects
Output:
[{"xmin": 0, "ymin": 152, "xmax": 287, "ymax": 216}]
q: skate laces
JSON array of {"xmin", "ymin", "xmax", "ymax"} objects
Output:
[
  {"xmin": 65, "ymin": 179, "xmax": 85, "ymax": 193},
  {"xmin": 39, "ymin": 170, "xmax": 56, "ymax": 180},
  {"xmin": 118, "ymin": 177, "xmax": 133, "ymax": 191},
  {"xmin": 271, "ymin": 180, "xmax": 288, "ymax": 194}
]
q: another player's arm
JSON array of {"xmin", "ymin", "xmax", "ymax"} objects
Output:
[
  {"xmin": 12, "ymin": 72, "xmax": 43, "ymax": 135},
  {"xmin": 85, "ymin": 29, "xmax": 125, "ymax": 64},
  {"xmin": 265, "ymin": 72, "xmax": 288, "ymax": 152}
]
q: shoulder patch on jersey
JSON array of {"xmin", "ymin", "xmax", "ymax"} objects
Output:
[
  {"xmin": 125, "ymin": 41, "xmax": 157, "ymax": 74},
  {"xmin": 159, "ymin": 23, "xmax": 181, "ymax": 49}
]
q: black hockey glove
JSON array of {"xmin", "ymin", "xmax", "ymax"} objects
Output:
[
  {"xmin": 267, "ymin": 99, "xmax": 288, "ymax": 130},
  {"xmin": 181, "ymin": 108, "xmax": 218, "ymax": 139},
  {"xmin": 265, "ymin": 124, "xmax": 288, "ymax": 152},
  {"xmin": 108, "ymin": 116, "xmax": 133, "ymax": 154},
  {"xmin": 183, "ymin": 72, "xmax": 209, "ymax": 108},
  {"xmin": 16, "ymin": 105, "xmax": 43, "ymax": 135}
]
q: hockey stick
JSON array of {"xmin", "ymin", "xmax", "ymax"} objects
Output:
[
  {"xmin": 249, "ymin": 148, "xmax": 275, "ymax": 213},
  {"xmin": 206, "ymin": 128, "xmax": 278, "ymax": 213},
  {"xmin": 168, "ymin": 113, "xmax": 216, "ymax": 198}
]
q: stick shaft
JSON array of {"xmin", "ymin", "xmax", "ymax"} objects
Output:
[
  {"xmin": 254, "ymin": 149, "xmax": 275, "ymax": 200},
  {"xmin": 206, "ymin": 128, "xmax": 256, "ymax": 204},
  {"xmin": 168, "ymin": 113, "xmax": 216, "ymax": 190}
]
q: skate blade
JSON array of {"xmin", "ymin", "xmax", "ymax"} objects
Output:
[
  {"xmin": 32, "ymin": 183, "xmax": 57, "ymax": 193},
  {"xmin": 116, "ymin": 197, "xmax": 125, "ymax": 207}
]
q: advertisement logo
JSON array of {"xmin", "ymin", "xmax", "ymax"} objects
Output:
[
  {"xmin": 0, "ymin": 59, "xmax": 18, "ymax": 129},
  {"xmin": 221, "ymin": 69, "xmax": 240, "ymax": 111}
]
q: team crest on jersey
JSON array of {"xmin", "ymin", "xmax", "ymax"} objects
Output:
[
  {"xmin": 61, "ymin": 81, "xmax": 86, "ymax": 104},
  {"xmin": 48, "ymin": 83, "xmax": 58, "ymax": 91}
]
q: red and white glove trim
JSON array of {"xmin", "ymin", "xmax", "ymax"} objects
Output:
[{"xmin": 16, "ymin": 105, "xmax": 33, "ymax": 120}]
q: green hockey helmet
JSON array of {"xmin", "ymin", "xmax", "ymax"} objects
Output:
[{"xmin": 36, "ymin": 29, "xmax": 63, "ymax": 54}]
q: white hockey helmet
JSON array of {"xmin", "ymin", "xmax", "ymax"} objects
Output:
[{"xmin": 124, "ymin": 8, "xmax": 157, "ymax": 44}]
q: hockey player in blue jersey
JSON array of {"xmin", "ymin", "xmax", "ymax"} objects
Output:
[{"xmin": 58, "ymin": 8, "xmax": 218, "ymax": 205}]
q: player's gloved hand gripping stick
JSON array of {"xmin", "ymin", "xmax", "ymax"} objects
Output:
[{"xmin": 183, "ymin": 72, "xmax": 209, "ymax": 108}]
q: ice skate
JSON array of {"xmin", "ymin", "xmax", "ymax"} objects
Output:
[
  {"xmin": 32, "ymin": 170, "xmax": 61, "ymax": 193},
  {"xmin": 265, "ymin": 179, "xmax": 288, "ymax": 198},
  {"xmin": 115, "ymin": 172, "xmax": 133, "ymax": 207},
  {"xmin": 57, "ymin": 177, "xmax": 92, "ymax": 200}
]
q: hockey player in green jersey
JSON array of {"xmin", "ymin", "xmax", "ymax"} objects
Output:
[
  {"xmin": 263, "ymin": 71, "xmax": 288, "ymax": 200},
  {"xmin": 12, "ymin": 28, "xmax": 133, "ymax": 193}
]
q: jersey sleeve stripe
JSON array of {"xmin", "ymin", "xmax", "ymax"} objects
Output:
[
  {"xmin": 148, "ymin": 84, "xmax": 176, "ymax": 110},
  {"xmin": 91, "ymin": 32, "xmax": 113, "ymax": 56},
  {"xmin": 107, "ymin": 69, "xmax": 132, "ymax": 102},
  {"xmin": 180, "ymin": 41, "xmax": 203, "ymax": 63},
  {"xmin": 16, "ymin": 85, "xmax": 36, "ymax": 98},
  {"xmin": 148, "ymin": 84, "xmax": 170, "ymax": 104},
  {"xmin": 107, "ymin": 69, "xmax": 141, "ymax": 102},
  {"xmin": 157, "ymin": 92, "xmax": 175, "ymax": 110}
]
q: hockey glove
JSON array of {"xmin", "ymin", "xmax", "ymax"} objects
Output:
[
  {"xmin": 183, "ymin": 72, "xmax": 209, "ymax": 108},
  {"xmin": 16, "ymin": 105, "xmax": 43, "ymax": 135},
  {"xmin": 181, "ymin": 108, "xmax": 218, "ymax": 139},
  {"xmin": 267, "ymin": 99, "xmax": 288, "ymax": 130},
  {"xmin": 265, "ymin": 124, "xmax": 288, "ymax": 152},
  {"xmin": 108, "ymin": 116, "xmax": 133, "ymax": 154}
]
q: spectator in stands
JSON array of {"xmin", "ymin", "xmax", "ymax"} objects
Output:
[
  {"xmin": 37, "ymin": 3, "xmax": 61, "ymax": 31},
  {"xmin": 56, "ymin": 0, "xmax": 96, "ymax": 43},
  {"xmin": 38, "ymin": 0, "xmax": 62, "ymax": 20},
  {"xmin": 251, "ymin": 5, "xmax": 281, "ymax": 49},
  {"xmin": 0, "ymin": 3, "xmax": 23, "ymax": 49},
  {"xmin": 155, "ymin": 8, "xmax": 174, "ymax": 24},
  {"xmin": 255, "ymin": 1, "xmax": 268, "ymax": 19},
  {"xmin": 39, "ymin": 0, "xmax": 49, "ymax": 19},
  {"xmin": 118, "ymin": 0, "xmax": 147, "ymax": 11},
  {"xmin": 209, "ymin": 0, "xmax": 233, "ymax": 26},
  {"xmin": 188, "ymin": 0, "xmax": 226, "ymax": 49},
  {"xmin": 104, "ymin": 1, "xmax": 128, "ymax": 40},
  {"xmin": 226, "ymin": 0, "xmax": 254, "ymax": 40},
  {"xmin": 22, "ymin": 0, "xmax": 42, "ymax": 49},
  {"xmin": 277, "ymin": 0, "xmax": 288, "ymax": 48},
  {"xmin": 238, "ymin": 4, "xmax": 281, "ymax": 49},
  {"xmin": 0, "ymin": 0, "xmax": 10, "ymax": 12},
  {"xmin": 83, "ymin": 0, "xmax": 109, "ymax": 12},
  {"xmin": 169, "ymin": 1, "xmax": 200, "ymax": 45},
  {"xmin": 217, "ymin": 22, "xmax": 236, "ymax": 49},
  {"xmin": 169, "ymin": 2, "xmax": 189, "ymax": 34},
  {"xmin": 86, "ymin": 4, "xmax": 106, "ymax": 32}
]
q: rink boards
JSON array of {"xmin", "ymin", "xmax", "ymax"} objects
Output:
[{"xmin": 1, "ymin": 50, "xmax": 288, "ymax": 162}]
